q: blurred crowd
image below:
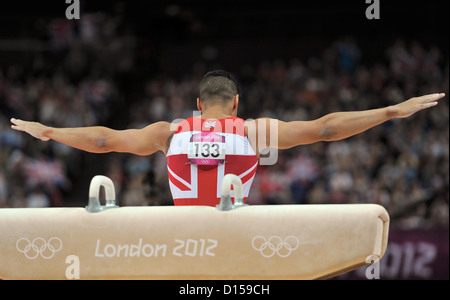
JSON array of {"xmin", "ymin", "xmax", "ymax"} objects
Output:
[
  {"xmin": 243, "ymin": 38, "xmax": 449, "ymax": 230},
  {"xmin": 0, "ymin": 12, "xmax": 448, "ymax": 230},
  {"xmin": 1, "ymin": 12, "xmax": 131, "ymax": 208}
]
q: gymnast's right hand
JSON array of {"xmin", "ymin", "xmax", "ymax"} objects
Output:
[{"xmin": 10, "ymin": 118, "xmax": 50, "ymax": 141}]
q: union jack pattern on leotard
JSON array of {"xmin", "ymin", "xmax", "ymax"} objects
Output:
[{"xmin": 166, "ymin": 117, "xmax": 258, "ymax": 206}]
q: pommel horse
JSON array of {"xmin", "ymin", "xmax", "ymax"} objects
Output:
[{"xmin": 0, "ymin": 175, "xmax": 389, "ymax": 280}]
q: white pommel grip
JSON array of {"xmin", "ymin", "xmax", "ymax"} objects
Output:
[
  {"xmin": 86, "ymin": 175, "xmax": 118, "ymax": 213},
  {"xmin": 217, "ymin": 174, "xmax": 246, "ymax": 211}
]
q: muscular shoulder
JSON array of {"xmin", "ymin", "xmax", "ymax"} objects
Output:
[
  {"xmin": 244, "ymin": 118, "xmax": 271, "ymax": 156},
  {"xmin": 141, "ymin": 121, "xmax": 174, "ymax": 154}
]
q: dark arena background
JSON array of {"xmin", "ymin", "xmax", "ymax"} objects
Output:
[{"xmin": 0, "ymin": 0, "xmax": 448, "ymax": 280}]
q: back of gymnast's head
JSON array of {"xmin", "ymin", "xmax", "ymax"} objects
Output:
[{"xmin": 199, "ymin": 70, "xmax": 240, "ymax": 108}]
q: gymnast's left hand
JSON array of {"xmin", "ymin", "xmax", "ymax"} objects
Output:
[
  {"xmin": 387, "ymin": 93, "xmax": 446, "ymax": 119},
  {"xmin": 10, "ymin": 118, "xmax": 50, "ymax": 141}
]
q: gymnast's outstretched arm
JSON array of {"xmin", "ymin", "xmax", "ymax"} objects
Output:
[
  {"xmin": 250, "ymin": 93, "xmax": 445, "ymax": 151},
  {"xmin": 10, "ymin": 119, "xmax": 172, "ymax": 156}
]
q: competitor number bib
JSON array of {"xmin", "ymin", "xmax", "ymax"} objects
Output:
[{"xmin": 188, "ymin": 132, "xmax": 226, "ymax": 165}]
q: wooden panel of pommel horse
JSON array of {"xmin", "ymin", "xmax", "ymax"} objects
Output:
[{"xmin": 0, "ymin": 175, "xmax": 389, "ymax": 280}]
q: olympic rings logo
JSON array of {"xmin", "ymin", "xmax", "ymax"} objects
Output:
[
  {"xmin": 251, "ymin": 236, "xmax": 299, "ymax": 258},
  {"xmin": 16, "ymin": 237, "xmax": 63, "ymax": 260}
]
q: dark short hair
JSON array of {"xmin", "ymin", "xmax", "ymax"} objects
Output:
[{"xmin": 199, "ymin": 70, "xmax": 240, "ymax": 106}]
